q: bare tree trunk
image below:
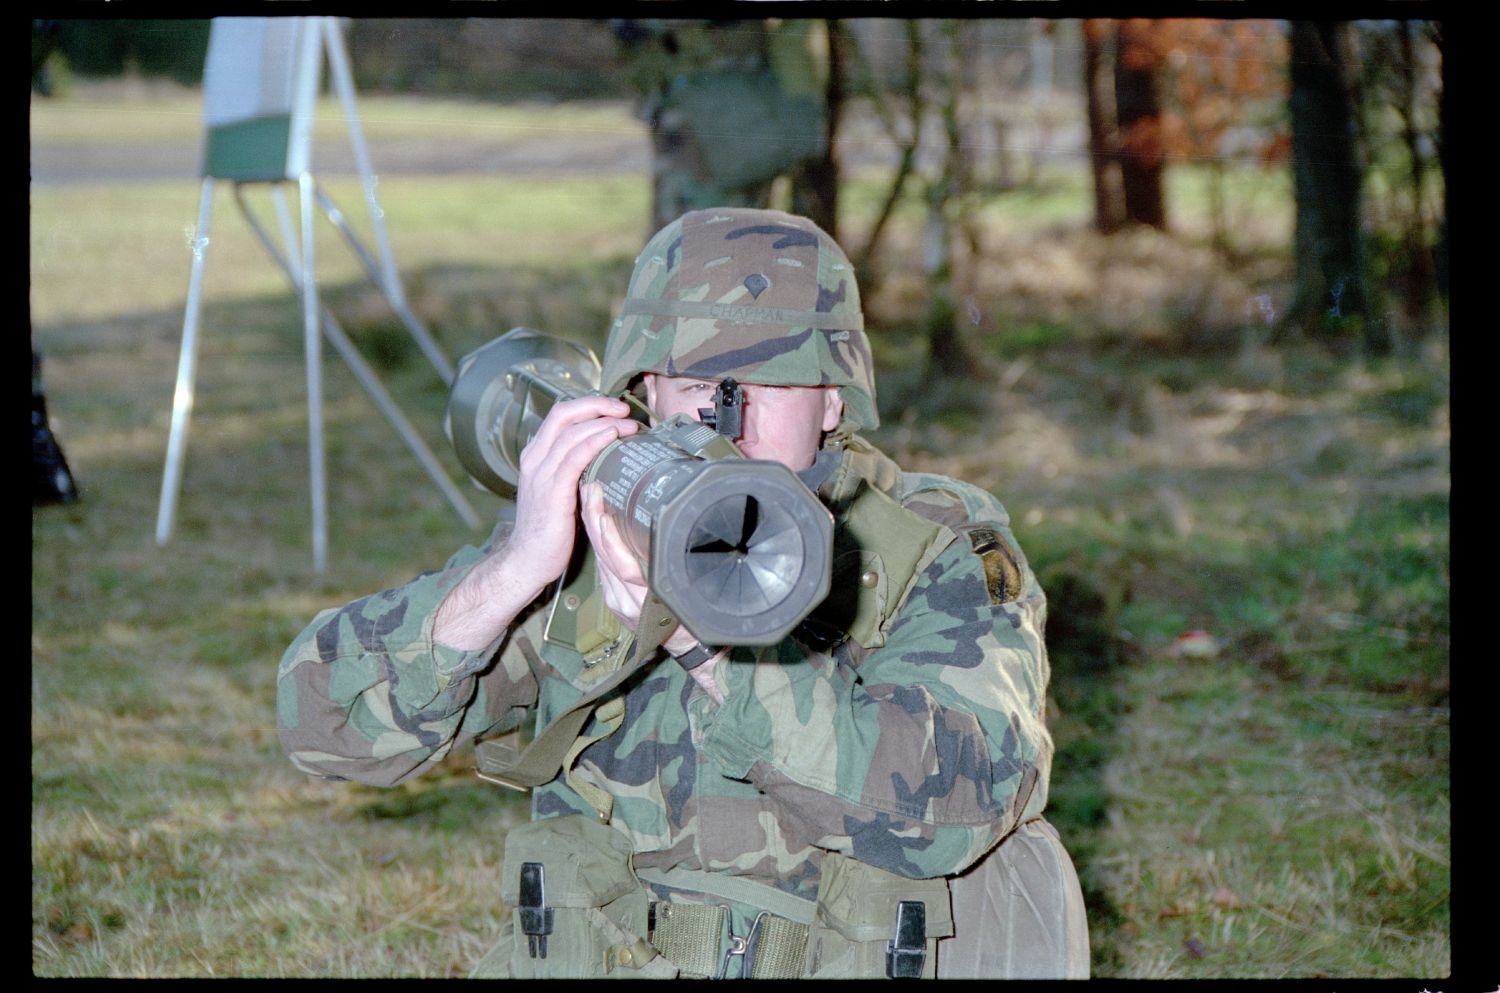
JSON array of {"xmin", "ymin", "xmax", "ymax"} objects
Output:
[
  {"xmin": 853, "ymin": 21, "xmax": 924, "ymax": 278},
  {"xmin": 1083, "ymin": 20, "xmax": 1125, "ymax": 234},
  {"xmin": 925, "ymin": 21, "xmax": 976, "ymax": 380},
  {"xmin": 1208, "ymin": 158, "xmax": 1230, "ymax": 259},
  {"xmin": 1396, "ymin": 20, "xmax": 1436, "ymax": 329},
  {"xmin": 1114, "ymin": 19, "xmax": 1167, "ymax": 230},
  {"xmin": 1285, "ymin": 21, "xmax": 1380, "ymax": 354},
  {"xmin": 1433, "ymin": 23, "xmax": 1447, "ymax": 302},
  {"xmin": 791, "ymin": 20, "xmax": 844, "ymax": 240},
  {"xmin": 1027, "ymin": 20, "xmax": 1056, "ymax": 185},
  {"xmin": 949, "ymin": 24, "xmax": 985, "ymax": 266}
]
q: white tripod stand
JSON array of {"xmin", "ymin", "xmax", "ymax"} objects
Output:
[{"xmin": 155, "ymin": 17, "xmax": 481, "ymax": 572}]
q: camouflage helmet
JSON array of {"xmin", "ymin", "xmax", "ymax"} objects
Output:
[{"xmin": 601, "ymin": 207, "xmax": 879, "ymax": 429}]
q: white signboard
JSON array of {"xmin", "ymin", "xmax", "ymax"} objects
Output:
[{"xmin": 199, "ymin": 17, "xmax": 320, "ymax": 181}]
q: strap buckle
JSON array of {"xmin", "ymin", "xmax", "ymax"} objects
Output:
[
  {"xmin": 715, "ymin": 911, "xmax": 772, "ymax": 980},
  {"xmin": 517, "ymin": 862, "xmax": 555, "ymax": 959},
  {"xmin": 885, "ymin": 899, "xmax": 926, "ymax": 979}
]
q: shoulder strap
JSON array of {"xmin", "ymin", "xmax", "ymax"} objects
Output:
[
  {"xmin": 801, "ymin": 438, "xmax": 956, "ymax": 650},
  {"xmin": 475, "ymin": 637, "xmax": 642, "ymax": 795},
  {"xmin": 477, "ymin": 537, "xmax": 683, "ymax": 802}
]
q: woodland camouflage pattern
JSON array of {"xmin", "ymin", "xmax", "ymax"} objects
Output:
[
  {"xmin": 277, "ymin": 438, "xmax": 1054, "ymax": 931},
  {"xmin": 601, "ymin": 208, "xmax": 881, "ymax": 430},
  {"xmin": 278, "ymin": 206, "xmax": 1057, "ymax": 955}
]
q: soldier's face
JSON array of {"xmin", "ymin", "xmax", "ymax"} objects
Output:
[{"xmin": 644, "ymin": 374, "xmax": 843, "ymax": 471}]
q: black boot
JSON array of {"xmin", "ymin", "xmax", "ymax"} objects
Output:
[{"xmin": 33, "ymin": 350, "xmax": 79, "ymax": 506}]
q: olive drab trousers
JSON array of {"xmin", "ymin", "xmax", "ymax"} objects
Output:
[{"xmin": 937, "ymin": 818, "xmax": 1091, "ymax": 978}]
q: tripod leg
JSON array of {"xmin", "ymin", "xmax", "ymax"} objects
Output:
[
  {"xmin": 311, "ymin": 186, "xmax": 454, "ymax": 384},
  {"xmin": 242, "ymin": 184, "xmax": 484, "ymax": 535},
  {"xmin": 320, "ymin": 18, "xmax": 455, "ymax": 385},
  {"xmin": 315, "ymin": 316, "xmax": 483, "ymax": 530},
  {"xmin": 299, "ymin": 172, "xmax": 329, "ymax": 573},
  {"xmin": 156, "ymin": 178, "xmax": 217, "ymax": 546}
]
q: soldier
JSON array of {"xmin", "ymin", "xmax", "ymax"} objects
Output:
[
  {"xmin": 611, "ymin": 19, "xmax": 828, "ymax": 233},
  {"xmin": 277, "ymin": 207, "xmax": 1089, "ymax": 978}
]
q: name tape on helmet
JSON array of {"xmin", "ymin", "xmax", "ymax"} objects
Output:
[{"xmin": 620, "ymin": 298, "xmax": 864, "ymax": 333}]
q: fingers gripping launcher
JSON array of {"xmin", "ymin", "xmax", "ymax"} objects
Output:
[{"xmin": 445, "ymin": 328, "xmax": 833, "ymax": 646}]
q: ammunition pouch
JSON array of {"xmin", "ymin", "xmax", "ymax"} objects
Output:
[
  {"xmin": 805, "ymin": 853, "xmax": 954, "ymax": 979},
  {"xmin": 470, "ymin": 815, "xmax": 675, "ymax": 979},
  {"xmin": 472, "ymin": 815, "xmax": 958, "ymax": 980}
]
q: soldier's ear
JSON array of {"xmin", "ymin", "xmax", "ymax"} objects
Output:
[{"xmin": 822, "ymin": 387, "xmax": 844, "ymax": 432}]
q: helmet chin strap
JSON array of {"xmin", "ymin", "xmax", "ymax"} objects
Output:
[{"xmin": 696, "ymin": 377, "xmax": 745, "ymax": 440}]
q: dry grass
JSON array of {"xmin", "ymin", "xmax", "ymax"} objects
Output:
[{"xmin": 34, "ymin": 750, "xmax": 529, "ymax": 977}]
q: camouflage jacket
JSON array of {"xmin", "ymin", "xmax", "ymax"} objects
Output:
[{"xmin": 277, "ymin": 436, "xmax": 1053, "ymax": 911}]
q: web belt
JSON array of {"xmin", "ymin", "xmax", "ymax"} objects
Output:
[
  {"xmin": 650, "ymin": 903, "xmax": 810, "ymax": 980},
  {"xmin": 637, "ymin": 865, "xmax": 816, "ymax": 979}
]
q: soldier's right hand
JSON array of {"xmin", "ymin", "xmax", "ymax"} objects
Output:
[
  {"xmin": 510, "ymin": 395, "xmax": 640, "ymax": 588},
  {"xmin": 433, "ymin": 395, "xmax": 638, "ymax": 651}
]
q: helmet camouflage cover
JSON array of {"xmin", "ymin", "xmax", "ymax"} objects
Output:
[{"xmin": 601, "ymin": 207, "xmax": 879, "ymax": 429}]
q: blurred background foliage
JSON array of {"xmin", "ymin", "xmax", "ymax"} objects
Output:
[{"xmin": 34, "ymin": 16, "xmax": 1446, "ymax": 360}]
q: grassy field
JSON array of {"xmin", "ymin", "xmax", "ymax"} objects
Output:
[{"xmin": 32, "ymin": 87, "xmax": 1451, "ymax": 979}]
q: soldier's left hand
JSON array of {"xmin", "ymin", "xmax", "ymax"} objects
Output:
[{"xmin": 581, "ymin": 482, "xmax": 701, "ymax": 661}]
